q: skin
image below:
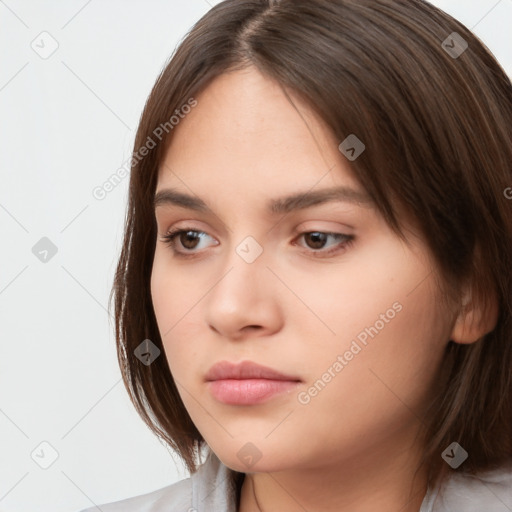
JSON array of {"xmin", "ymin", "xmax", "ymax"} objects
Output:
[{"xmin": 150, "ymin": 66, "xmax": 496, "ymax": 512}]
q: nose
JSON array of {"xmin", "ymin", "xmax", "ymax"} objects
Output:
[{"xmin": 204, "ymin": 241, "xmax": 284, "ymax": 341}]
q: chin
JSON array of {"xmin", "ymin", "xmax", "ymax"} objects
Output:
[{"xmin": 210, "ymin": 440, "xmax": 298, "ymax": 474}]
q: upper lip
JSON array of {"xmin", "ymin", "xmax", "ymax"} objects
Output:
[{"xmin": 205, "ymin": 360, "xmax": 301, "ymax": 382}]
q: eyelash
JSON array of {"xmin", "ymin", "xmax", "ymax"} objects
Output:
[{"xmin": 160, "ymin": 227, "xmax": 355, "ymax": 259}]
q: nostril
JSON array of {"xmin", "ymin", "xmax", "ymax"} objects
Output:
[{"xmin": 244, "ymin": 325, "xmax": 262, "ymax": 331}]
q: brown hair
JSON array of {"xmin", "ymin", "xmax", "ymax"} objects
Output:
[{"xmin": 110, "ymin": 0, "xmax": 512, "ymax": 495}]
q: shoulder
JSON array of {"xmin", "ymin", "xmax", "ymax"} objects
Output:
[
  {"xmin": 427, "ymin": 461, "xmax": 512, "ymax": 512},
  {"xmin": 76, "ymin": 450, "xmax": 239, "ymax": 512},
  {"xmin": 76, "ymin": 476, "xmax": 192, "ymax": 512}
]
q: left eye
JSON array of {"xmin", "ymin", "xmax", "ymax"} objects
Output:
[
  {"xmin": 160, "ymin": 229, "xmax": 355, "ymax": 258},
  {"xmin": 295, "ymin": 231, "xmax": 354, "ymax": 254}
]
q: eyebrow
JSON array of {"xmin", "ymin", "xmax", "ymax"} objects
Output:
[{"xmin": 153, "ymin": 185, "xmax": 373, "ymax": 215}]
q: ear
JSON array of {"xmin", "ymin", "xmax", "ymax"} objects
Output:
[{"xmin": 449, "ymin": 284, "xmax": 499, "ymax": 344}]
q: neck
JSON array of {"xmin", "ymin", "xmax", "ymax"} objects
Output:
[{"xmin": 238, "ymin": 431, "xmax": 430, "ymax": 512}]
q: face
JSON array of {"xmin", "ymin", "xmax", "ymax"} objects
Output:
[{"xmin": 150, "ymin": 67, "xmax": 456, "ymax": 474}]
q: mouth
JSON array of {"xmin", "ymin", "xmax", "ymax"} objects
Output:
[{"xmin": 205, "ymin": 360, "xmax": 302, "ymax": 405}]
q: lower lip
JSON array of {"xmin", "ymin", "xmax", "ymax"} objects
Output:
[{"xmin": 207, "ymin": 379, "xmax": 300, "ymax": 405}]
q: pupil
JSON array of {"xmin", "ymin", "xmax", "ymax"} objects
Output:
[
  {"xmin": 182, "ymin": 231, "xmax": 200, "ymax": 249},
  {"xmin": 307, "ymin": 232, "xmax": 326, "ymax": 249}
]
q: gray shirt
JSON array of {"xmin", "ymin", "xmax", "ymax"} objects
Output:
[{"xmin": 78, "ymin": 451, "xmax": 512, "ymax": 511}]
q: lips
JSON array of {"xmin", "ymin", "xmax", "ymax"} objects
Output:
[
  {"xmin": 205, "ymin": 360, "xmax": 301, "ymax": 382},
  {"xmin": 205, "ymin": 360, "xmax": 302, "ymax": 405}
]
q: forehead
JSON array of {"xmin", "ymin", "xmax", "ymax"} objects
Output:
[{"xmin": 157, "ymin": 67, "xmax": 366, "ymax": 208}]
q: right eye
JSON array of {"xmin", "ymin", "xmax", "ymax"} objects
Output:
[{"xmin": 160, "ymin": 228, "xmax": 218, "ymax": 257}]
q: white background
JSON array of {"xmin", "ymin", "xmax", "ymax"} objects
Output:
[{"xmin": 1, "ymin": 1, "xmax": 511, "ymax": 511}]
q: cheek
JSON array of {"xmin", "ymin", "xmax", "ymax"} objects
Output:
[
  {"xmin": 301, "ymin": 239, "xmax": 447, "ymax": 397},
  {"xmin": 278, "ymin": 235, "xmax": 418, "ymax": 342},
  {"xmin": 315, "ymin": 276, "xmax": 447, "ymax": 424},
  {"xmin": 151, "ymin": 260, "xmax": 215, "ymax": 378},
  {"xmin": 150, "ymin": 251, "xmax": 199, "ymax": 333},
  {"xmin": 287, "ymin": 287, "xmax": 447, "ymax": 465},
  {"xmin": 150, "ymin": 255, "xmax": 196, "ymax": 371}
]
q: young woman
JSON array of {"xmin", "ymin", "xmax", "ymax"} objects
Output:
[{"xmin": 80, "ymin": 0, "xmax": 512, "ymax": 510}]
